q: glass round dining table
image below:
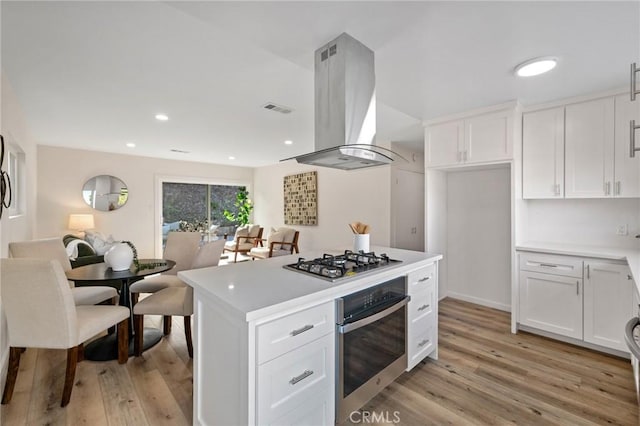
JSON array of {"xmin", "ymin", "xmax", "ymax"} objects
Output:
[{"xmin": 65, "ymin": 259, "xmax": 176, "ymax": 361}]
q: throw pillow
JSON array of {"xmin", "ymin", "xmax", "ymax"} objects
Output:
[
  {"xmin": 234, "ymin": 225, "xmax": 250, "ymax": 241},
  {"xmin": 85, "ymin": 230, "xmax": 116, "ymax": 255}
]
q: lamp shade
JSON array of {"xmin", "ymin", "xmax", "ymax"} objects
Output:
[{"xmin": 68, "ymin": 214, "xmax": 95, "ymax": 231}]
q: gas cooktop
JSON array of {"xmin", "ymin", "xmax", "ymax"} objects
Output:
[{"xmin": 283, "ymin": 250, "xmax": 402, "ymax": 282}]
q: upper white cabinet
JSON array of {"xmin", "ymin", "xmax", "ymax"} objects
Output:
[
  {"xmin": 426, "ymin": 120, "xmax": 464, "ymax": 167},
  {"xmin": 565, "ymin": 98, "xmax": 615, "ymax": 198},
  {"xmin": 426, "ymin": 107, "xmax": 513, "ymax": 168},
  {"xmin": 523, "ymin": 92, "xmax": 640, "ymax": 199},
  {"xmin": 522, "ymin": 107, "xmax": 565, "ymax": 198},
  {"xmin": 614, "ymin": 94, "xmax": 640, "ymax": 197}
]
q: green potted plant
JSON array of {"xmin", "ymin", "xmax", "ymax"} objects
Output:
[{"xmin": 223, "ymin": 187, "xmax": 253, "ymax": 226}]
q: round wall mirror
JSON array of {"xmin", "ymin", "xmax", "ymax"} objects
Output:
[{"xmin": 82, "ymin": 175, "xmax": 128, "ymax": 211}]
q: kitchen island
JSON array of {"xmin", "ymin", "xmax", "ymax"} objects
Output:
[{"xmin": 179, "ymin": 246, "xmax": 442, "ymax": 426}]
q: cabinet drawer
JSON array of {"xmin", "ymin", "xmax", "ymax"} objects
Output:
[
  {"xmin": 408, "ymin": 284, "xmax": 435, "ymax": 322},
  {"xmin": 519, "ymin": 252, "xmax": 583, "ymax": 278},
  {"xmin": 407, "ymin": 315, "xmax": 435, "ymax": 370},
  {"xmin": 407, "ymin": 263, "xmax": 436, "ymax": 294},
  {"xmin": 257, "ymin": 302, "xmax": 334, "ymax": 364},
  {"xmin": 257, "ymin": 333, "xmax": 334, "ymax": 425}
]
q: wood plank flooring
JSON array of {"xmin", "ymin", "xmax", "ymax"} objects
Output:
[{"xmin": 2, "ymin": 298, "xmax": 637, "ymax": 425}]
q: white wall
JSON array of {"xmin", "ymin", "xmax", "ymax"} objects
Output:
[
  {"xmin": 446, "ymin": 166, "xmax": 512, "ymax": 311},
  {"xmin": 0, "ymin": 72, "xmax": 39, "ymax": 391},
  {"xmin": 526, "ymin": 198, "xmax": 640, "ymax": 249},
  {"xmin": 37, "ymin": 146, "xmax": 253, "ymax": 257},
  {"xmin": 253, "ymin": 161, "xmax": 391, "ymax": 252}
]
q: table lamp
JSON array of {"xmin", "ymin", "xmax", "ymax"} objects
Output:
[{"xmin": 68, "ymin": 213, "xmax": 95, "ymax": 236}]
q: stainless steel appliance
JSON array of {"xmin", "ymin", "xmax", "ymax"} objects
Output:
[
  {"xmin": 282, "ymin": 33, "xmax": 405, "ymax": 170},
  {"xmin": 625, "ymin": 316, "xmax": 640, "ymax": 403},
  {"xmin": 335, "ymin": 276, "xmax": 409, "ymax": 423},
  {"xmin": 283, "ymin": 250, "xmax": 402, "ymax": 282}
]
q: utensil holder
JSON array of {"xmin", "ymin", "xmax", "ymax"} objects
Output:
[{"xmin": 353, "ymin": 234, "xmax": 370, "ymax": 252}]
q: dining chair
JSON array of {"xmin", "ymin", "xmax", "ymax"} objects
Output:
[
  {"xmin": 223, "ymin": 224, "xmax": 263, "ymax": 262},
  {"xmin": 250, "ymin": 227, "xmax": 299, "ymax": 260},
  {"xmin": 130, "ymin": 238, "xmax": 224, "ymax": 335},
  {"xmin": 8, "ymin": 238, "xmax": 118, "ymax": 306},
  {"xmin": 1, "ymin": 259, "xmax": 129, "ymax": 407},
  {"xmin": 133, "ymin": 286, "xmax": 194, "ymax": 358}
]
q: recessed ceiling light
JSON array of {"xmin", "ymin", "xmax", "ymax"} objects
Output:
[
  {"xmin": 228, "ymin": 156, "xmax": 235, "ymax": 160},
  {"xmin": 126, "ymin": 142, "xmax": 136, "ymax": 148},
  {"xmin": 514, "ymin": 57, "xmax": 558, "ymax": 77},
  {"xmin": 284, "ymin": 140, "xmax": 293, "ymax": 145},
  {"xmin": 155, "ymin": 113, "xmax": 169, "ymax": 121}
]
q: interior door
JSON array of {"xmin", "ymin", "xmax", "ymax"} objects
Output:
[{"xmin": 391, "ymin": 169, "xmax": 424, "ymax": 251}]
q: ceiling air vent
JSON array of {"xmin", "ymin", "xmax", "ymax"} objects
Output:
[{"xmin": 262, "ymin": 102, "xmax": 293, "ymax": 114}]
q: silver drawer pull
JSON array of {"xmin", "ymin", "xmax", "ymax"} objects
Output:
[
  {"xmin": 418, "ymin": 339, "xmax": 429, "ymax": 348},
  {"xmin": 418, "ymin": 277, "xmax": 430, "ymax": 282},
  {"xmin": 417, "ymin": 304, "xmax": 430, "ymax": 312},
  {"xmin": 290, "ymin": 324, "xmax": 314, "ymax": 336},
  {"xmin": 289, "ymin": 369, "xmax": 313, "ymax": 385},
  {"xmin": 539, "ymin": 263, "xmax": 558, "ymax": 268}
]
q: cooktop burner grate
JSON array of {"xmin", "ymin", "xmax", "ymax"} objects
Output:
[{"xmin": 283, "ymin": 250, "xmax": 402, "ymax": 282}]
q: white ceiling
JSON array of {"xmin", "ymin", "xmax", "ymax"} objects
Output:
[{"xmin": 2, "ymin": 1, "xmax": 639, "ymax": 167}]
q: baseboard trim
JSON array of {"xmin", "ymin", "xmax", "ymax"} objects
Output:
[{"xmin": 446, "ymin": 292, "xmax": 511, "ymax": 312}]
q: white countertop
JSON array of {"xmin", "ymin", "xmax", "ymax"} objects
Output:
[
  {"xmin": 179, "ymin": 246, "xmax": 442, "ymax": 322},
  {"xmin": 516, "ymin": 241, "xmax": 640, "ymax": 295}
]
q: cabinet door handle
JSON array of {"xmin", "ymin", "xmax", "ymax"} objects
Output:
[
  {"xmin": 418, "ymin": 276, "xmax": 431, "ymax": 282},
  {"xmin": 586, "ymin": 264, "xmax": 590, "ymax": 279},
  {"xmin": 417, "ymin": 304, "xmax": 430, "ymax": 312},
  {"xmin": 631, "ymin": 120, "xmax": 640, "ymax": 158},
  {"xmin": 629, "ymin": 275, "xmax": 634, "ymax": 280},
  {"xmin": 576, "ymin": 281, "xmax": 580, "ymax": 295},
  {"xmin": 539, "ymin": 263, "xmax": 558, "ymax": 268},
  {"xmin": 289, "ymin": 369, "xmax": 314, "ymax": 385},
  {"xmin": 463, "ymin": 150, "xmax": 468, "ymax": 162},
  {"xmin": 290, "ymin": 324, "xmax": 314, "ymax": 336},
  {"xmin": 418, "ymin": 339, "xmax": 430, "ymax": 348},
  {"xmin": 615, "ymin": 181, "xmax": 621, "ymax": 195},
  {"xmin": 632, "ymin": 62, "xmax": 640, "ymax": 101}
]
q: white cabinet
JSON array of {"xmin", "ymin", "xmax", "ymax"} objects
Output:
[
  {"xmin": 406, "ymin": 263, "xmax": 438, "ymax": 371},
  {"xmin": 523, "ymin": 93, "xmax": 640, "ymax": 199},
  {"xmin": 518, "ymin": 251, "xmax": 636, "ymax": 354},
  {"xmin": 614, "ymin": 94, "xmax": 640, "ymax": 197},
  {"xmin": 584, "ymin": 262, "xmax": 635, "ymax": 351},
  {"xmin": 519, "ymin": 252, "xmax": 583, "ymax": 340},
  {"xmin": 256, "ymin": 302, "xmax": 335, "ymax": 426},
  {"xmin": 426, "ymin": 120, "xmax": 464, "ymax": 167},
  {"xmin": 426, "ymin": 108, "xmax": 512, "ymax": 168},
  {"xmin": 522, "ymin": 107, "xmax": 565, "ymax": 198},
  {"xmin": 565, "ymin": 98, "xmax": 615, "ymax": 198}
]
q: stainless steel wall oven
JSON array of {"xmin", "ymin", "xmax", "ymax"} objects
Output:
[{"xmin": 335, "ymin": 276, "xmax": 409, "ymax": 423}]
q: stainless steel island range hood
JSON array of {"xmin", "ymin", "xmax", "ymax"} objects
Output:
[{"xmin": 283, "ymin": 33, "xmax": 403, "ymax": 170}]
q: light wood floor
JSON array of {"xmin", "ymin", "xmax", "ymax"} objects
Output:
[{"xmin": 2, "ymin": 298, "xmax": 638, "ymax": 425}]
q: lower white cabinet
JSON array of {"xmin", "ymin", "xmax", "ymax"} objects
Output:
[
  {"xmin": 518, "ymin": 270, "xmax": 583, "ymax": 339},
  {"xmin": 257, "ymin": 333, "xmax": 334, "ymax": 425},
  {"xmin": 584, "ymin": 262, "xmax": 635, "ymax": 351},
  {"xmin": 406, "ymin": 263, "xmax": 438, "ymax": 370},
  {"xmin": 518, "ymin": 251, "xmax": 635, "ymax": 354}
]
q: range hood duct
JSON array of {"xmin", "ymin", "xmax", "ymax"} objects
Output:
[{"xmin": 283, "ymin": 33, "xmax": 404, "ymax": 170}]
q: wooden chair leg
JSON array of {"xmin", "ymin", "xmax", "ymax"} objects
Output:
[
  {"xmin": 234, "ymin": 251, "xmax": 238, "ymax": 263},
  {"xmin": 131, "ymin": 292, "xmax": 139, "ymax": 306},
  {"xmin": 2, "ymin": 347, "xmax": 22, "ymax": 404},
  {"xmin": 77, "ymin": 343, "xmax": 85, "ymax": 362},
  {"xmin": 163, "ymin": 316, "xmax": 172, "ymax": 335},
  {"xmin": 61, "ymin": 346, "xmax": 79, "ymax": 407},
  {"xmin": 117, "ymin": 319, "xmax": 129, "ymax": 364},
  {"xmin": 134, "ymin": 315, "xmax": 144, "ymax": 356},
  {"xmin": 184, "ymin": 316, "xmax": 193, "ymax": 358}
]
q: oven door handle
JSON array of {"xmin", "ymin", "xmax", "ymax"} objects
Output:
[{"xmin": 338, "ymin": 296, "xmax": 410, "ymax": 334}]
